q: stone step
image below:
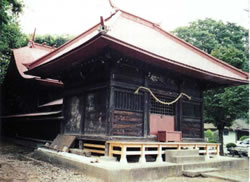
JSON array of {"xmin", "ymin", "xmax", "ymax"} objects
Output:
[
  {"xmin": 99, "ymin": 156, "xmax": 117, "ymax": 162},
  {"xmin": 166, "ymin": 155, "xmax": 205, "ymax": 163},
  {"xmin": 183, "ymin": 168, "xmax": 219, "ymax": 177},
  {"xmin": 165, "ymin": 149, "xmax": 199, "ymax": 157}
]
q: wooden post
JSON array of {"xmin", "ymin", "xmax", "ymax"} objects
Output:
[
  {"xmin": 107, "ymin": 85, "xmax": 114, "ymax": 136},
  {"xmin": 205, "ymin": 145, "xmax": 210, "ymax": 160},
  {"xmin": 216, "ymin": 144, "xmax": 220, "ymax": 157},
  {"xmin": 194, "ymin": 144, "xmax": 198, "ymax": 150},
  {"xmin": 105, "ymin": 142, "xmax": 109, "ymax": 156},
  {"xmin": 143, "ymin": 73, "xmax": 149, "ymax": 137},
  {"xmin": 120, "ymin": 145, "xmax": 127, "ymax": 164},
  {"xmin": 200, "ymin": 92, "xmax": 204, "ymax": 139},
  {"xmin": 156, "ymin": 144, "xmax": 163, "ymax": 162},
  {"xmin": 177, "ymin": 144, "xmax": 181, "ymax": 150},
  {"xmin": 79, "ymin": 140, "xmax": 83, "ymax": 149},
  {"xmin": 109, "ymin": 143, "xmax": 113, "ymax": 157},
  {"xmin": 139, "ymin": 144, "xmax": 146, "ymax": 163}
]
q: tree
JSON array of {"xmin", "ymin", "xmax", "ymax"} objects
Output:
[
  {"xmin": 0, "ymin": 0, "xmax": 73, "ymax": 83},
  {"xmin": 34, "ymin": 34, "xmax": 73, "ymax": 48},
  {"xmin": 0, "ymin": 0, "xmax": 27, "ymax": 84},
  {"xmin": 173, "ymin": 18, "xmax": 249, "ymax": 155}
]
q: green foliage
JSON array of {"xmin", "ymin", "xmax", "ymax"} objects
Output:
[
  {"xmin": 0, "ymin": 1, "xmax": 73, "ymax": 83},
  {"xmin": 204, "ymin": 129, "xmax": 214, "ymax": 141},
  {"xmin": 226, "ymin": 143, "xmax": 236, "ymax": 148},
  {"xmin": 204, "ymin": 85, "xmax": 249, "ymax": 129},
  {"xmin": 211, "ymin": 46, "xmax": 248, "ymax": 72},
  {"xmin": 204, "ymin": 129, "xmax": 218, "ymax": 143},
  {"xmin": 173, "ymin": 18, "xmax": 249, "ymax": 126},
  {"xmin": 173, "ymin": 18, "xmax": 248, "ymax": 54},
  {"xmin": 0, "ymin": 0, "xmax": 23, "ymax": 26},
  {"xmin": 173, "ymin": 18, "xmax": 249, "ymax": 155},
  {"xmin": 34, "ymin": 34, "xmax": 73, "ymax": 48},
  {"xmin": 239, "ymin": 136, "xmax": 249, "ymax": 141},
  {"xmin": 0, "ymin": 0, "xmax": 27, "ymax": 84}
]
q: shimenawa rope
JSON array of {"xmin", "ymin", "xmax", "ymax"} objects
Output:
[{"xmin": 134, "ymin": 86, "xmax": 191, "ymax": 105}]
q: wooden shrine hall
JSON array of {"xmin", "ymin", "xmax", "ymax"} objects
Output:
[{"xmin": 1, "ymin": 4, "xmax": 248, "ymax": 160}]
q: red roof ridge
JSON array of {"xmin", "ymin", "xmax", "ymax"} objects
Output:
[
  {"xmin": 118, "ymin": 10, "xmax": 249, "ymax": 79},
  {"xmin": 33, "ymin": 42, "xmax": 56, "ymax": 50}
]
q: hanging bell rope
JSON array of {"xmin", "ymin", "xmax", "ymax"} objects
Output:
[{"xmin": 134, "ymin": 86, "xmax": 191, "ymax": 105}]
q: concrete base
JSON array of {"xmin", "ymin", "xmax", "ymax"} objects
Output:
[
  {"xmin": 165, "ymin": 149, "xmax": 205, "ymax": 163},
  {"xmin": 203, "ymin": 171, "xmax": 249, "ymax": 182},
  {"xmin": 183, "ymin": 168, "xmax": 219, "ymax": 177},
  {"xmin": 170, "ymin": 155, "xmax": 205, "ymax": 163},
  {"xmin": 33, "ymin": 147, "xmax": 249, "ymax": 182}
]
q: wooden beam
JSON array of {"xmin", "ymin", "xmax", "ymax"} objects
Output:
[{"xmin": 83, "ymin": 143, "xmax": 105, "ymax": 149}]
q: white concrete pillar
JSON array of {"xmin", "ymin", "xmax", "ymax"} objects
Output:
[
  {"xmin": 139, "ymin": 145, "xmax": 146, "ymax": 163},
  {"xmin": 156, "ymin": 145, "xmax": 163, "ymax": 163}
]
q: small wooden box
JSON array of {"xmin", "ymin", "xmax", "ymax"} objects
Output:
[{"xmin": 157, "ymin": 131, "xmax": 182, "ymax": 142}]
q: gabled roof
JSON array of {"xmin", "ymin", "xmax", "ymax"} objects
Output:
[
  {"xmin": 12, "ymin": 42, "xmax": 55, "ymax": 79},
  {"xmin": 4, "ymin": 42, "xmax": 63, "ymax": 86},
  {"xmin": 231, "ymin": 119, "xmax": 249, "ymax": 131},
  {"xmin": 25, "ymin": 10, "xmax": 248, "ymax": 86}
]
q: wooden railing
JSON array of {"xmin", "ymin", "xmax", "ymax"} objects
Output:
[
  {"xmin": 83, "ymin": 143, "xmax": 105, "ymax": 155},
  {"xmin": 107, "ymin": 141, "xmax": 220, "ymax": 163}
]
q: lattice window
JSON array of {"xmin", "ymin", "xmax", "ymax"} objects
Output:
[
  {"xmin": 150, "ymin": 94, "xmax": 175, "ymax": 115},
  {"xmin": 114, "ymin": 90, "xmax": 144, "ymax": 112}
]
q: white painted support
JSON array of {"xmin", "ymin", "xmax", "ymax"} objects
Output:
[
  {"xmin": 156, "ymin": 145, "xmax": 163, "ymax": 163},
  {"xmin": 205, "ymin": 145, "xmax": 210, "ymax": 160},
  {"xmin": 215, "ymin": 144, "xmax": 220, "ymax": 158},
  {"xmin": 177, "ymin": 144, "xmax": 181, "ymax": 150},
  {"xmin": 139, "ymin": 145, "xmax": 146, "ymax": 163},
  {"xmin": 120, "ymin": 145, "xmax": 127, "ymax": 164}
]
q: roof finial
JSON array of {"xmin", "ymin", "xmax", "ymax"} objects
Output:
[
  {"xmin": 31, "ymin": 28, "xmax": 36, "ymax": 42},
  {"xmin": 28, "ymin": 28, "xmax": 36, "ymax": 48},
  {"xmin": 98, "ymin": 16, "xmax": 109, "ymax": 33}
]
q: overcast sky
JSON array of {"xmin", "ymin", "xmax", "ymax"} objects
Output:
[{"xmin": 19, "ymin": 0, "xmax": 249, "ymax": 36}]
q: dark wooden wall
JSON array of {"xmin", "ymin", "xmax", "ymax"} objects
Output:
[
  {"xmin": 62, "ymin": 49, "xmax": 205, "ymax": 140},
  {"xmin": 180, "ymin": 79, "xmax": 203, "ymax": 139},
  {"xmin": 62, "ymin": 55, "xmax": 110, "ymax": 136}
]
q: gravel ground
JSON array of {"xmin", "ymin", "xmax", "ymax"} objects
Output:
[{"xmin": 0, "ymin": 140, "xmax": 248, "ymax": 182}]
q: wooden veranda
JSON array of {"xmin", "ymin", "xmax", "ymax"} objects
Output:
[{"xmin": 82, "ymin": 140, "xmax": 220, "ymax": 163}]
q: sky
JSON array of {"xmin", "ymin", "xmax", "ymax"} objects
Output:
[{"xmin": 19, "ymin": 0, "xmax": 249, "ymax": 36}]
